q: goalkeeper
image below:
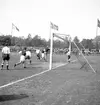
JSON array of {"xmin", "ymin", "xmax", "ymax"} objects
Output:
[{"xmin": 66, "ymin": 49, "xmax": 71, "ymax": 63}]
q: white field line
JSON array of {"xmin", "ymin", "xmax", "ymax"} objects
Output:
[
  {"xmin": 38, "ymin": 60, "xmax": 77, "ymax": 105},
  {"xmin": 0, "ymin": 60, "xmax": 77, "ymax": 89}
]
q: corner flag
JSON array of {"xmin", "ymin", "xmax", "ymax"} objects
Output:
[
  {"xmin": 12, "ymin": 23, "xmax": 19, "ymax": 31},
  {"xmin": 50, "ymin": 22, "xmax": 58, "ymax": 30}
]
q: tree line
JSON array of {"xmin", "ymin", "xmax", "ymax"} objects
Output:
[{"xmin": 0, "ymin": 34, "xmax": 100, "ymax": 50}]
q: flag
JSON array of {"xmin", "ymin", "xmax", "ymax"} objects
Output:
[
  {"xmin": 12, "ymin": 23, "xmax": 19, "ymax": 31},
  {"xmin": 97, "ymin": 19, "xmax": 100, "ymax": 28},
  {"xmin": 50, "ymin": 22, "xmax": 58, "ymax": 30}
]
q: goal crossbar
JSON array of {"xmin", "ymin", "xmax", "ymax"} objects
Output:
[
  {"xmin": 53, "ymin": 33, "xmax": 70, "ymax": 42},
  {"xmin": 49, "ymin": 33, "xmax": 71, "ymax": 70},
  {"xmin": 53, "ymin": 33, "xmax": 70, "ymax": 37}
]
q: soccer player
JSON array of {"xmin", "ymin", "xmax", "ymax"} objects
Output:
[
  {"xmin": 41, "ymin": 48, "xmax": 47, "ymax": 61},
  {"xmin": 1, "ymin": 44, "xmax": 10, "ymax": 70},
  {"xmin": 66, "ymin": 49, "xmax": 71, "ymax": 63},
  {"xmin": 25, "ymin": 49, "xmax": 32, "ymax": 64},
  {"xmin": 42, "ymin": 46, "xmax": 50, "ymax": 61},
  {"xmin": 14, "ymin": 47, "xmax": 27, "ymax": 68},
  {"xmin": 67, "ymin": 38, "xmax": 71, "ymax": 63},
  {"xmin": 36, "ymin": 49, "xmax": 41, "ymax": 60},
  {"xmin": 45, "ymin": 46, "xmax": 50, "ymax": 56}
]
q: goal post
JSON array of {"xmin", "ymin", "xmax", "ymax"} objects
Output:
[
  {"xmin": 49, "ymin": 32, "xmax": 71, "ymax": 70},
  {"xmin": 49, "ymin": 32, "xmax": 96, "ymax": 73},
  {"xmin": 72, "ymin": 40, "xmax": 96, "ymax": 73},
  {"xmin": 49, "ymin": 31, "xmax": 53, "ymax": 70}
]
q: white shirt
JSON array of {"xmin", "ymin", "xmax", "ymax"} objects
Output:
[
  {"xmin": 36, "ymin": 49, "xmax": 40, "ymax": 54},
  {"xmin": 26, "ymin": 51, "xmax": 31, "ymax": 57},
  {"xmin": 19, "ymin": 51, "xmax": 22, "ymax": 54},
  {"xmin": 67, "ymin": 51, "xmax": 71, "ymax": 56},
  {"xmin": 2, "ymin": 46, "xmax": 10, "ymax": 54}
]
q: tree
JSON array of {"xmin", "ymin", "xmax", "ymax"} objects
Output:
[
  {"xmin": 31, "ymin": 35, "xmax": 45, "ymax": 47},
  {"xmin": 81, "ymin": 39, "xmax": 94, "ymax": 50},
  {"xmin": 73, "ymin": 36, "xmax": 80, "ymax": 43},
  {"xmin": 0, "ymin": 35, "xmax": 11, "ymax": 46},
  {"xmin": 72, "ymin": 36, "xmax": 80, "ymax": 49},
  {"xmin": 25, "ymin": 34, "xmax": 32, "ymax": 46},
  {"xmin": 93, "ymin": 36, "xmax": 100, "ymax": 49}
]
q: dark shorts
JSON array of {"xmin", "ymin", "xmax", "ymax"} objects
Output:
[
  {"xmin": 37, "ymin": 53, "xmax": 41, "ymax": 59},
  {"xmin": 2, "ymin": 54, "xmax": 10, "ymax": 61},
  {"xmin": 25, "ymin": 56, "xmax": 31, "ymax": 59},
  {"xmin": 68, "ymin": 55, "xmax": 71, "ymax": 59}
]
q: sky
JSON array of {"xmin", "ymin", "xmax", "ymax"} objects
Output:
[{"xmin": 0, "ymin": 0, "xmax": 100, "ymax": 41}]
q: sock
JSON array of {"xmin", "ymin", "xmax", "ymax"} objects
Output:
[
  {"xmin": 30, "ymin": 60, "xmax": 31, "ymax": 64},
  {"xmin": 1, "ymin": 64, "xmax": 3, "ymax": 69}
]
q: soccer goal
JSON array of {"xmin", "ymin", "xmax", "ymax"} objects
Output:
[
  {"xmin": 49, "ymin": 32, "xmax": 96, "ymax": 73},
  {"xmin": 49, "ymin": 32, "xmax": 73, "ymax": 70}
]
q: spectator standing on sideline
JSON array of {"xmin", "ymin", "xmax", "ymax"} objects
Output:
[
  {"xmin": 14, "ymin": 47, "xmax": 27, "ymax": 68},
  {"xmin": 1, "ymin": 44, "xmax": 10, "ymax": 70}
]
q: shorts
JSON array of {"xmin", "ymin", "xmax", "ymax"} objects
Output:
[
  {"xmin": 26, "ymin": 55, "xmax": 31, "ymax": 59},
  {"xmin": 37, "ymin": 53, "xmax": 40, "ymax": 58},
  {"xmin": 2, "ymin": 54, "xmax": 10, "ymax": 61},
  {"xmin": 20, "ymin": 55, "xmax": 25, "ymax": 63},
  {"xmin": 68, "ymin": 55, "xmax": 71, "ymax": 60},
  {"xmin": 42, "ymin": 53, "xmax": 45, "ymax": 58}
]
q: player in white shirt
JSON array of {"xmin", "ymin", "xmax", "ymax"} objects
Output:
[
  {"xmin": 14, "ymin": 47, "xmax": 27, "ymax": 68},
  {"xmin": 25, "ymin": 50, "xmax": 32, "ymax": 64},
  {"xmin": 1, "ymin": 45, "xmax": 10, "ymax": 70},
  {"xmin": 41, "ymin": 48, "xmax": 47, "ymax": 61},
  {"xmin": 36, "ymin": 49, "xmax": 41, "ymax": 60}
]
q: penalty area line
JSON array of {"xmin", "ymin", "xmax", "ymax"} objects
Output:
[{"xmin": 0, "ymin": 60, "xmax": 77, "ymax": 89}]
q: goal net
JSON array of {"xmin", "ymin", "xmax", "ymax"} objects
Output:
[
  {"xmin": 49, "ymin": 32, "xmax": 96, "ymax": 73},
  {"xmin": 49, "ymin": 32, "xmax": 74, "ymax": 70}
]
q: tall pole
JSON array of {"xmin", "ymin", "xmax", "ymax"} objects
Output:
[
  {"xmin": 49, "ymin": 22, "xmax": 53, "ymax": 70},
  {"xmin": 73, "ymin": 40, "xmax": 96, "ymax": 73}
]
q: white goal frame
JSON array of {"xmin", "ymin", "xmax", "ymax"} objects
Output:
[
  {"xmin": 49, "ymin": 32, "xmax": 96, "ymax": 73},
  {"xmin": 49, "ymin": 32, "xmax": 71, "ymax": 70}
]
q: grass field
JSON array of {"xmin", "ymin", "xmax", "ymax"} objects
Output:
[{"xmin": 0, "ymin": 52, "xmax": 100, "ymax": 105}]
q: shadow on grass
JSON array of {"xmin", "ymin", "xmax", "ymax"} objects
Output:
[{"xmin": 0, "ymin": 93, "xmax": 29, "ymax": 102}]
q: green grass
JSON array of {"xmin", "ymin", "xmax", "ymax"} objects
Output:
[
  {"xmin": 0, "ymin": 52, "xmax": 48, "ymax": 86},
  {"xmin": 0, "ymin": 53, "xmax": 100, "ymax": 105}
]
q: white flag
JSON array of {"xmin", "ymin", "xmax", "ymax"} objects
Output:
[
  {"xmin": 12, "ymin": 23, "xmax": 19, "ymax": 31},
  {"xmin": 50, "ymin": 22, "xmax": 58, "ymax": 30}
]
